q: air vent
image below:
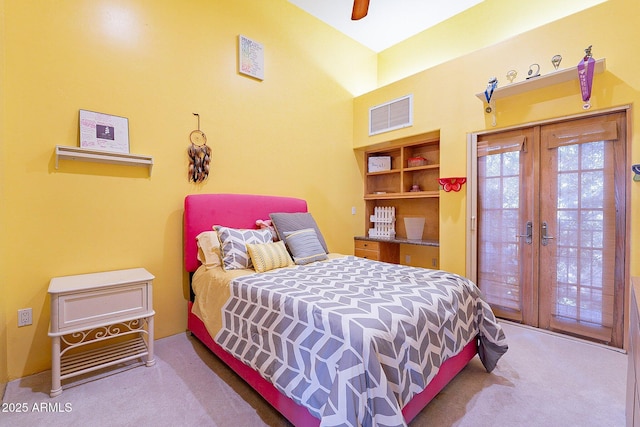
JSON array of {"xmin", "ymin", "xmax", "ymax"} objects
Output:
[{"xmin": 369, "ymin": 94, "xmax": 413, "ymax": 136}]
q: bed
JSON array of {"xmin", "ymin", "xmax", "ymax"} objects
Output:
[{"xmin": 184, "ymin": 193, "xmax": 507, "ymax": 427}]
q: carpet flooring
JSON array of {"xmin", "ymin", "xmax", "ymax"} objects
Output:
[{"xmin": 1, "ymin": 322, "xmax": 627, "ymax": 426}]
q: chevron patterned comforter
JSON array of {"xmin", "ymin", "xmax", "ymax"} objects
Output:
[{"xmin": 215, "ymin": 256, "xmax": 507, "ymax": 427}]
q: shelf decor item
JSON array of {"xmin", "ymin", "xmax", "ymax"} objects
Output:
[
  {"xmin": 438, "ymin": 177, "xmax": 467, "ymax": 192},
  {"xmin": 368, "ymin": 206, "xmax": 395, "ymax": 239},
  {"xmin": 578, "ymin": 45, "xmax": 596, "ymax": 110},
  {"xmin": 484, "ymin": 77, "xmax": 498, "ymax": 126},
  {"xmin": 407, "ymin": 156, "xmax": 427, "ymax": 167},
  {"xmin": 404, "ymin": 217, "xmax": 425, "ymax": 240},
  {"xmin": 484, "ymin": 77, "xmax": 497, "ymax": 112},
  {"xmin": 79, "ymin": 109, "xmax": 129, "ymax": 154},
  {"xmin": 526, "ymin": 63, "xmax": 541, "ymax": 80},
  {"xmin": 368, "ymin": 156, "xmax": 391, "ymax": 172}
]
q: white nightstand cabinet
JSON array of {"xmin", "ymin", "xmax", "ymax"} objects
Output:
[{"xmin": 48, "ymin": 268, "xmax": 155, "ymax": 397}]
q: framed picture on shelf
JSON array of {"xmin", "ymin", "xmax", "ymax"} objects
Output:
[{"xmin": 79, "ymin": 109, "xmax": 129, "ymax": 154}]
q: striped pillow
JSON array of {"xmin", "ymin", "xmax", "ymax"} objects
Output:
[
  {"xmin": 246, "ymin": 241, "xmax": 294, "ymax": 273},
  {"xmin": 214, "ymin": 226, "xmax": 272, "ymax": 270},
  {"xmin": 270, "ymin": 212, "xmax": 328, "ymax": 253},
  {"xmin": 283, "ymin": 228, "xmax": 328, "ymax": 265}
]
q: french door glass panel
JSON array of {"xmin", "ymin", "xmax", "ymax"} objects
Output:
[
  {"xmin": 555, "ymin": 141, "xmax": 608, "ymax": 326},
  {"xmin": 479, "ymin": 152, "xmax": 521, "ymax": 312},
  {"xmin": 477, "ymin": 131, "xmax": 533, "ymax": 323}
]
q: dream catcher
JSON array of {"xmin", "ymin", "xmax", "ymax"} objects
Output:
[{"xmin": 188, "ymin": 113, "xmax": 211, "ymax": 183}]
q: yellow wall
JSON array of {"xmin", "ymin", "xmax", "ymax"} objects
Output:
[
  {"xmin": 0, "ymin": 0, "xmax": 8, "ymax": 390},
  {"xmin": 4, "ymin": 0, "xmax": 639, "ymax": 382},
  {"xmin": 1, "ymin": 0, "xmax": 376, "ymax": 379},
  {"xmin": 376, "ymin": 0, "xmax": 607, "ymax": 87},
  {"xmin": 355, "ymin": 0, "xmax": 640, "ymax": 277}
]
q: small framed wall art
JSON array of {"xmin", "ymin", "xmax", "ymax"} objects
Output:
[
  {"xmin": 79, "ymin": 109, "xmax": 130, "ymax": 154},
  {"xmin": 238, "ymin": 35, "xmax": 264, "ymax": 80}
]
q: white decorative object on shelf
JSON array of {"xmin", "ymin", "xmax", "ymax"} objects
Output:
[
  {"xmin": 368, "ymin": 156, "xmax": 391, "ymax": 172},
  {"xmin": 368, "ymin": 206, "xmax": 396, "ymax": 239},
  {"xmin": 55, "ymin": 145, "xmax": 153, "ymax": 174},
  {"xmin": 475, "ymin": 58, "xmax": 606, "ymax": 101},
  {"xmin": 404, "ymin": 217, "xmax": 425, "ymax": 240}
]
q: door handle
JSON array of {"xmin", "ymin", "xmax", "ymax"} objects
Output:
[
  {"xmin": 541, "ymin": 221, "xmax": 555, "ymax": 246},
  {"xmin": 516, "ymin": 221, "xmax": 533, "ymax": 245}
]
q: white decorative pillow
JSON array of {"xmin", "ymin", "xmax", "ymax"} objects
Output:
[
  {"xmin": 246, "ymin": 241, "xmax": 293, "ymax": 273},
  {"xmin": 283, "ymin": 228, "xmax": 329, "ymax": 265},
  {"xmin": 214, "ymin": 226, "xmax": 272, "ymax": 270},
  {"xmin": 196, "ymin": 230, "xmax": 221, "ymax": 268}
]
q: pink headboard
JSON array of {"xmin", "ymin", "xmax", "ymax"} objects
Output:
[{"xmin": 184, "ymin": 193, "xmax": 308, "ymax": 272}]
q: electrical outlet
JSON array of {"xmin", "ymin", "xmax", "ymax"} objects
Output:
[
  {"xmin": 351, "ymin": 207, "xmax": 356, "ymax": 215},
  {"xmin": 18, "ymin": 308, "xmax": 32, "ymax": 327}
]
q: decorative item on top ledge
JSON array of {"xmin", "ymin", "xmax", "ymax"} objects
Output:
[
  {"xmin": 526, "ymin": 63, "xmax": 541, "ymax": 80},
  {"xmin": 188, "ymin": 112, "xmax": 211, "ymax": 183},
  {"xmin": 438, "ymin": 177, "xmax": 467, "ymax": 192},
  {"xmin": 578, "ymin": 45, "xmax": 595, "ymax": 110},
  {"xmin": 632, "ymin": 164, "xmax": 640, "ymax": 182},
  {"xmin": 368, "ymin": 206, "xmax": 396, "ymax": 239},
  {"xmin": 484, "ymin": 77, "xmax": 498, "ymax": 127}
]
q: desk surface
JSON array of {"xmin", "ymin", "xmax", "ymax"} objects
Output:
[{"xmin": 355, "ymin": 236, "xmax": 439, "ymax": 247}]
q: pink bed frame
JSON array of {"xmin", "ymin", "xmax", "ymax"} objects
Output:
[{"xmin": 184, "ymin": 193, "xmax": 478, "ymax": 426}]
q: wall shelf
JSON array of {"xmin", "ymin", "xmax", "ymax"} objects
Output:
[
  {"xmin": 55, "ymin": 145, "xmax": 153, "ymax": 174},
  {"xmin": 475, "ymin": 58, "xmax": 606, "ymax": 102}
]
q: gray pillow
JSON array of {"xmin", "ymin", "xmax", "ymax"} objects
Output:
[
  {"xmin": 269, "ymin": 212, "xmax": 328, "ymax": 253},
  {"xmin": 283, "ymin": 228, "xmax": 328, "ymax": 265}
]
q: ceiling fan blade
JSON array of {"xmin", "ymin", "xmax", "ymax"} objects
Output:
[{"xmin": 351, "ymin": 0, "xmax": 370, "ymax": 20}]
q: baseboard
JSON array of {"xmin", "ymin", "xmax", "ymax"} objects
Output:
[{"xmin": 500, "ymin": 319, "xmax": 627, "ymax": 354}]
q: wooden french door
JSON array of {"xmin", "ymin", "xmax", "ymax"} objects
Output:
[{"xmin": 475, "ymin": 111, "xmax": 627, "ymax": 347}]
